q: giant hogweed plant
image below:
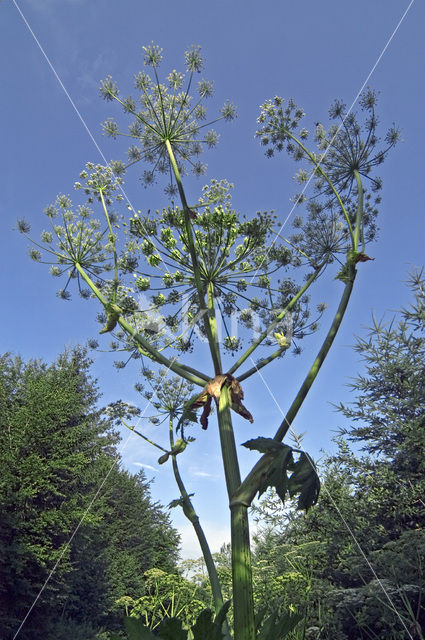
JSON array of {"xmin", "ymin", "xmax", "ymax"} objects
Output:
[{"xmin": 20, "ymin": 44, "xmax": 399, "ymax": 640}]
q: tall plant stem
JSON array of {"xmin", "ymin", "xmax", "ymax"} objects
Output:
[
  {"xmin": 232, "ymin": 264, "xmax": 357, "ymax": 507},
  {"xmin": 165, "ymin": 139, "xmax": 221, "ymax": 374},
  {"xmin": 168, "ymin": 419, "xmax": 231, "ymax": 640},
  {"xmin": 218, "ymin": 386, "xmax": 255, "ymax": 640},
  {"xmin": 74, "ymin": 262, "xmax": 207, "ymax": 387},
  {"xmin": 99, "ymin": 190, "xmax": 118, "ymax": 299},
  {"xmin": 233, "ymin": 174, "xmax": 366, "ymax": 507}
]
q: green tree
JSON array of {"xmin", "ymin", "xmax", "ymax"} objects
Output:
[
  {"xmin": 0, "ymin": 348, "xmax": 179, "ymax": 639},
  {"xmin": 252, "ymin": 271, "xmax": 425, "ymax": 638},
  {"xmin": 20, "ymin": 44, "xmax": 398, "ymax": 640}
]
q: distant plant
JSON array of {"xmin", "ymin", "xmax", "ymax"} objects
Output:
[
  {"xmin": 116, "ymin": 568, "xmax": 208, "ymax": 631},
  {"xmin": 20, "ymin": 43, "xmax": 398, "ymax": 640}
]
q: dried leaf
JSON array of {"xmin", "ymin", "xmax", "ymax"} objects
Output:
[
  {"xmin": 190, "ymin": 374, "xmax": 253, "ymax": 429},
  {"xmin": 207, "ymin": 374, "xmax": 227, "ymax": 399},
  {"xmin": 200, "ymin": 396, "xmax": 213, "ymax": 430},
  {"xmin": 355, "ymin": 252, "xmax": 374, "ymax": 263}
]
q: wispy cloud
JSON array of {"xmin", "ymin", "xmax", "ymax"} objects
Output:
[
  {"xmin": 190, "ymin": 470, "xmax": 218, "ymax": 479},
  {"xmin": 133, "ymin": 462, "xmax": 157, "ymax": 472}
]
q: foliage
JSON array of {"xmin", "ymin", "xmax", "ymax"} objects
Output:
[
  {"xmin": 252, "ymin": 271, "xmax": 425, "ymax": 638},
  {"xmin": 20, "ymin": 43, "xmax": 399, "ymax": 640},
  {"xmin": 0, "ymin": 349, "xmax": 179, "ymax": 639},
  {"xmin": 116, "ymin": 568, "xmax": 208, "ymax": 631}
]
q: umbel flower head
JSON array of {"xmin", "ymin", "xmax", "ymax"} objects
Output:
[
  {"xmin": 256, "ymin": 89, "xmax": 400, "ymax": 197},
  {"xmin": 255, "ymin": 89, "xmax": 400, "ymax": 262},
  {"xmin": 99, "ymin": 43, "xmax": 237, "ymax": 195}
]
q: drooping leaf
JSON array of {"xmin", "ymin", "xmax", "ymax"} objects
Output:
[
  {"xmin": 256, "ymin": 610, "xmax": 277, "ymax": 640},
  {"xmin": 191, "ymin": 608, "xmax": 223, "ymax": 640},
  {"xmin": 200, "ymin": 395, "xmax": 213, "ymax": 430},
  {"xmin": 99, "ymin": 303, "xmax": 121, "ymax": 334},
  {"xmin": 214, "ymin": 600, "xmax": 231, "ymax": 631},
  {"xmin": 288, "ymin": 452, "xmax": 320, "ymax": 510},
  {"xmin": 247, "ymin": 441, "xmax": 294, "ymax": 503},
  {"xmin": 190, "ymin": 374, "xmax": 253, "ymax": 430},
  {"xmin": 157, "ymin": 616, "xmax": 188, "ymax": 640},
  {"xmin": 124, "ymin": 616, "xmax": 157, "ymax": 639},
  {"xmin": 257, "ymin": 610, "xmax": 303, "ymax": 639},
  {"xmin": 254, "ymin": 606, "xmax": 268, "ymax": 633}
]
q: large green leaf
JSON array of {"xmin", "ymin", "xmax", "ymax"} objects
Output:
[
  {"xmin": 157, "ymin": 617, "xmax": 188, "ymax": 640},
  {"xmin": 288, "ymin": 452, "xmax": 320, "ymax": 510},
  {"xmin": 191, "ymin": 608, "xmax": 223, "ymax": 640},
  {"xmin": 243, "ymin": 438, "xmax": 320, "ymax": 510},
  {"xmin": 214, "ymin": 600, "xmax": 231, "ymax": 631},
  {"xmin": 124, "ymin": 616, "xmax": 157, "ymax": 640},
  {"xmin": 246, "ymin": 441, "xmax": 294, "ymax": 503},
  {"xmin": 257, "ymin": 611, "xmax": 303, "ymax": 639}
]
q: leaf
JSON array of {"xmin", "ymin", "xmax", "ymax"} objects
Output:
[
  {"xmin": 214, "ymin": 600, "xmax": 231, "ymax": 631},
  {"xmin": 207, "ymin": 374, "xmax": 228, "ymax": 399},
  {"xmin": 124, "ymin": 616, "xmax": 157, "ymax": 640},
  {"xmin": 157, "ymin": 617, "xmax": 188, "ymax": 640},
  {"xmin": 242, "ymin": 437, "xmax": 286, "ymax": 454},
  {"xmin": 231, "ymin": 401, "xmax": 253, "ymax": 422},
  {"xmin": 257, "ymin": 611, "xmax": 303, "ymax": 639},
  {"xmin": 200, "ymin": 395, "xmax": 213, "ymax": 430},
  {"xmin": 191, "ymin": 608, "xmax": 223, "ymax": 640},
  {"xmin": 355, "ymin": 252, "xmax": 374, "ymax": 263},
  {"xmin": 273, "ymin": 612, "xmax": 303, "ymax": 638},
  {"xmin": 288, "ymin": 452, "xmax": 320, "ymax": 510},
  {"xmin": 99, "ymin": 303, "xmax": 121, "ymax": 334},
  {"xmin": 168, "ymin": 494, "xmax": 194, "ymax": 509},
  {"xmin": 257, "ymin": 610, "xmax": 277, "ymax": 640},
  {"xmin": 229, "ymin": 376, "xmax": 253, "ymax": 423},
  {"xmin": 260, "ymin": 447, "xmax": 294, "ymax": 503},
  {"xmin": 190, "ymin": 375, "xmax": 253, "ymax": 429},
  {"xmin": 242, "ymin": 440, "xmax": 294, "ymax": 504},
  {"xmin": 254, "ymin": 606, "xmax": 268, "ymax": 633}
]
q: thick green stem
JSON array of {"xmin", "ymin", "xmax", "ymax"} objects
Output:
[
  {"xmin": 353, "ymin": 170, "xmax": 364, "ymax": 250},
  {"xmin": 218, "ymin": 386, "xmax": 255, "ymax": 640},
  {"xmin": 231, "ymin": 504, "xmax": 255, "ymax": 640},
  {"xmin": 232, "ymin": 267, "xmax": 357, "ymax": 507},
  {"xmin": 74, "ymin": 262, "xmax": 207, "ymax": 387},
  {"xmin": 207, "ymin": 281, "xmax": 223, "ymax": 373},
  {"xmin": 165, "ymin": 139, "xmax": 221, "ymax": 374},
  {"xmin": 168, "ymin": 420, "xmax": 231, "ymax": 640}
]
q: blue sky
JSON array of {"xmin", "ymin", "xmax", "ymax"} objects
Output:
[{"xmin": 1, "ymin": 0, "xmax": 424, "ymax": 559}]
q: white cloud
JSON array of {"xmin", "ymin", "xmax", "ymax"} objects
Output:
[
  {"xmin": 191, "ymin": 470, "xmax": 217, "ymax": 479},
  {"xmin": 133, "ymin": 462, "xmax": 157, "ymax": 472},
  {"xmin": 178, "ymin": 521, "xmax": 230, "ymax": 560}
]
